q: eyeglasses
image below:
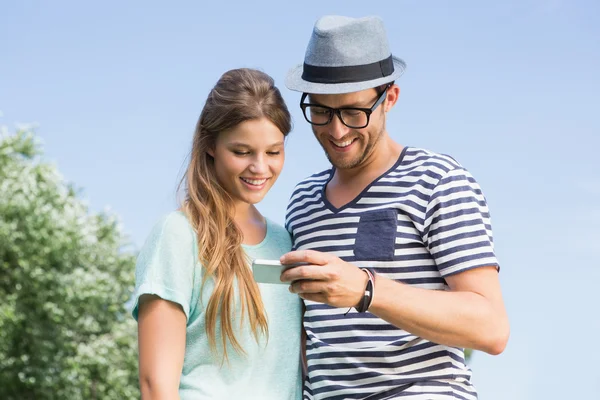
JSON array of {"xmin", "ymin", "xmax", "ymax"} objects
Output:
[{"xmin": 299, "ymin": 85, "xmax": 390, "ymax": 129}]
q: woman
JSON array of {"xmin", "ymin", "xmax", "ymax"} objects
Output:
[{"xmin": 131, "ymin": 68, "xmax": 302, "ymax": 399}]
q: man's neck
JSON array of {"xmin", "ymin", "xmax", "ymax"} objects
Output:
[
  {"xmin": 334, "ymin": 134, "xmax": 403, "ymax": 185},
  {"xmin": 325, "ymin": 134, "xmax": 403, "ymax": 210}
]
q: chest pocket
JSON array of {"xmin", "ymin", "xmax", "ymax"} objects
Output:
[{"xmin": 354, "ymin": 209, "xmax": 397, "ymax": 261}]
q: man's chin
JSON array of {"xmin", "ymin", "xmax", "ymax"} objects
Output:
[{"xmin": 326, "ymin": 152, "xmax": 362, "ymax": 170}]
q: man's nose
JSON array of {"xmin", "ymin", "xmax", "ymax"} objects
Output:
[{"xmin": 327, "ymin": 112, "xmax": 351, "ymax": 140}]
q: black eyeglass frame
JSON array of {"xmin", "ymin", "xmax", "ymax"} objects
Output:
[{"xmin": 299, "ymin": 85, "xmax": 391, "ymax": 129}]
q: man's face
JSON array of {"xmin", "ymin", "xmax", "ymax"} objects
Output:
[{"xmin": 308, "ymin": 88, "xmax": 388, "ymax": 170}]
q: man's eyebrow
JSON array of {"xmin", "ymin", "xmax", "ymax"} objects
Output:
[
  {"xmin": 340, "ymin": 101, "xmax": 371, "ymax": 108},
  {"xmin": 308, "ymin": 96, "xmax": 371, "ymax": 108}
]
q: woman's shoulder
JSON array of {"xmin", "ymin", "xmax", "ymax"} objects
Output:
[
  {"xmin": 265, "ymin": 218, "xmax": 292, "ymax": 247},
  {"xmin": 143, "ymin": 210, "xmax": 197, "ymax": 251},
  {"xmin": 161, "ymin": 210, "xmax": 193, "ymax": 230}
]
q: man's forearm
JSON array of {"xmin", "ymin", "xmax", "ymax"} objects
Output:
[{"xmin": 369, "ymin": 276, "xmax": 509, "ymax": 355}]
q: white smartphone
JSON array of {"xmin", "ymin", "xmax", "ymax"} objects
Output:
[{"xmin": 251, "ymin": 259, "xmax": 305, "ymax": 284}]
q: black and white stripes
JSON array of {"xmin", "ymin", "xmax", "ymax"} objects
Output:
[{"xmin": 286, "ymin": 147, "xmax": 497, "ymax": 400}]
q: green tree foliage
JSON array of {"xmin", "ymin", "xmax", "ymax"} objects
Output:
[
  {"xmin": 465, "ymin": 348, "xmax": 473, "ymax": 363},
  {"xmin": 0, "ymin": 125, "xmax": 139, "ymax": 399}
]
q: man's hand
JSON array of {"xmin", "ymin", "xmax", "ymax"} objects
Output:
[{"xmin": 280, "ymin": 250, "xmax": 368, "ymax": 308}]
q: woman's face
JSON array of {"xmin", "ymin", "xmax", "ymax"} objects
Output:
[{"xmin": 209, "ymin": 117, "xmax": 286, "ymax": 207}]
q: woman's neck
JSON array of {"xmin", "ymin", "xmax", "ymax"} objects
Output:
[{"xmin": 233, "ymin": 203, "xmax": 267, "ymax": 245}]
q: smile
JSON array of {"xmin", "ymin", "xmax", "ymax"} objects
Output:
[
  {"xmin": 330, "ymin": 138, "xmax": 357, "ymax": 149},
  {"xmin": 240, "ymin": 177, "xmax": 269, "ymax": 186}
]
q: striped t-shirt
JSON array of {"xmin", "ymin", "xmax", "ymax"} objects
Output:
[{"xmin": 285, "ymin": 147, "xmax": 498, "ymax": 400}]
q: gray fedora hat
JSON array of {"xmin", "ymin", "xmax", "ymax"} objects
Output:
[{"xmin": 286, "ymin": 15, "xmax": 406, "ymax": 94}]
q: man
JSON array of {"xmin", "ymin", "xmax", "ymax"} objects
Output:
[{"xmin": 280, "ymin": 15, "xmax": 509, "ymax": 400}]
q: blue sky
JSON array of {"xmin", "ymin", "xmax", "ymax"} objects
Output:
[{"xmin": 2, "ymin": 1, "xmax": 599, "ymax": 398}]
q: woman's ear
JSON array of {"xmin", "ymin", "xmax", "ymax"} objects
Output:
[{"xmin": 206, "ymin": 147, "xmax": 214, "ymax": 158}]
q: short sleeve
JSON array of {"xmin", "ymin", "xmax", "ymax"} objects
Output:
[
  {"xmin": 424, "ymin": 168, "xmax": 499, "ymax": 277},
  {"xmin": 130, "ymin": 211, "xmax": 197, "ymax": 321}
]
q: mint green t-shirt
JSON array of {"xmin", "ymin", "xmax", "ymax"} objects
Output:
[{"xmin": 131, "ymin": 211, "xmax": 302, "ymax": 400}]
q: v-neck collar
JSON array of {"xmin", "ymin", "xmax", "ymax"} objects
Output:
[{"xmin": 321, "ymin": 146, "xmax": 409, "ymax": 214}]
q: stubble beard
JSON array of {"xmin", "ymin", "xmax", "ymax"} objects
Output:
[{"xmin": 314, "ymin": 122, "xmax": 386, "ymax": 170}]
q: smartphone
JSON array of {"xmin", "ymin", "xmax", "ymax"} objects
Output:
[{"xmin": 251, "ymin": 259, "xmax": 305, "ymax": 284}]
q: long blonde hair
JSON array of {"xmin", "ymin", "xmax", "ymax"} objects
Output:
[{"xmin": 179, "ymin": 68, "xmax": 291, "ymax": 362}]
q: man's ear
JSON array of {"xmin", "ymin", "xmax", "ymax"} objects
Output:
[{"xmin": 384, "ymin": 84, "xmax": 400, "ymax": 112}]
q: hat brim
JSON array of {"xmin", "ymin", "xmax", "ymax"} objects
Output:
[{"xmin": 285, "ymin": 56, "xmax": 406, "ymax": 94}]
